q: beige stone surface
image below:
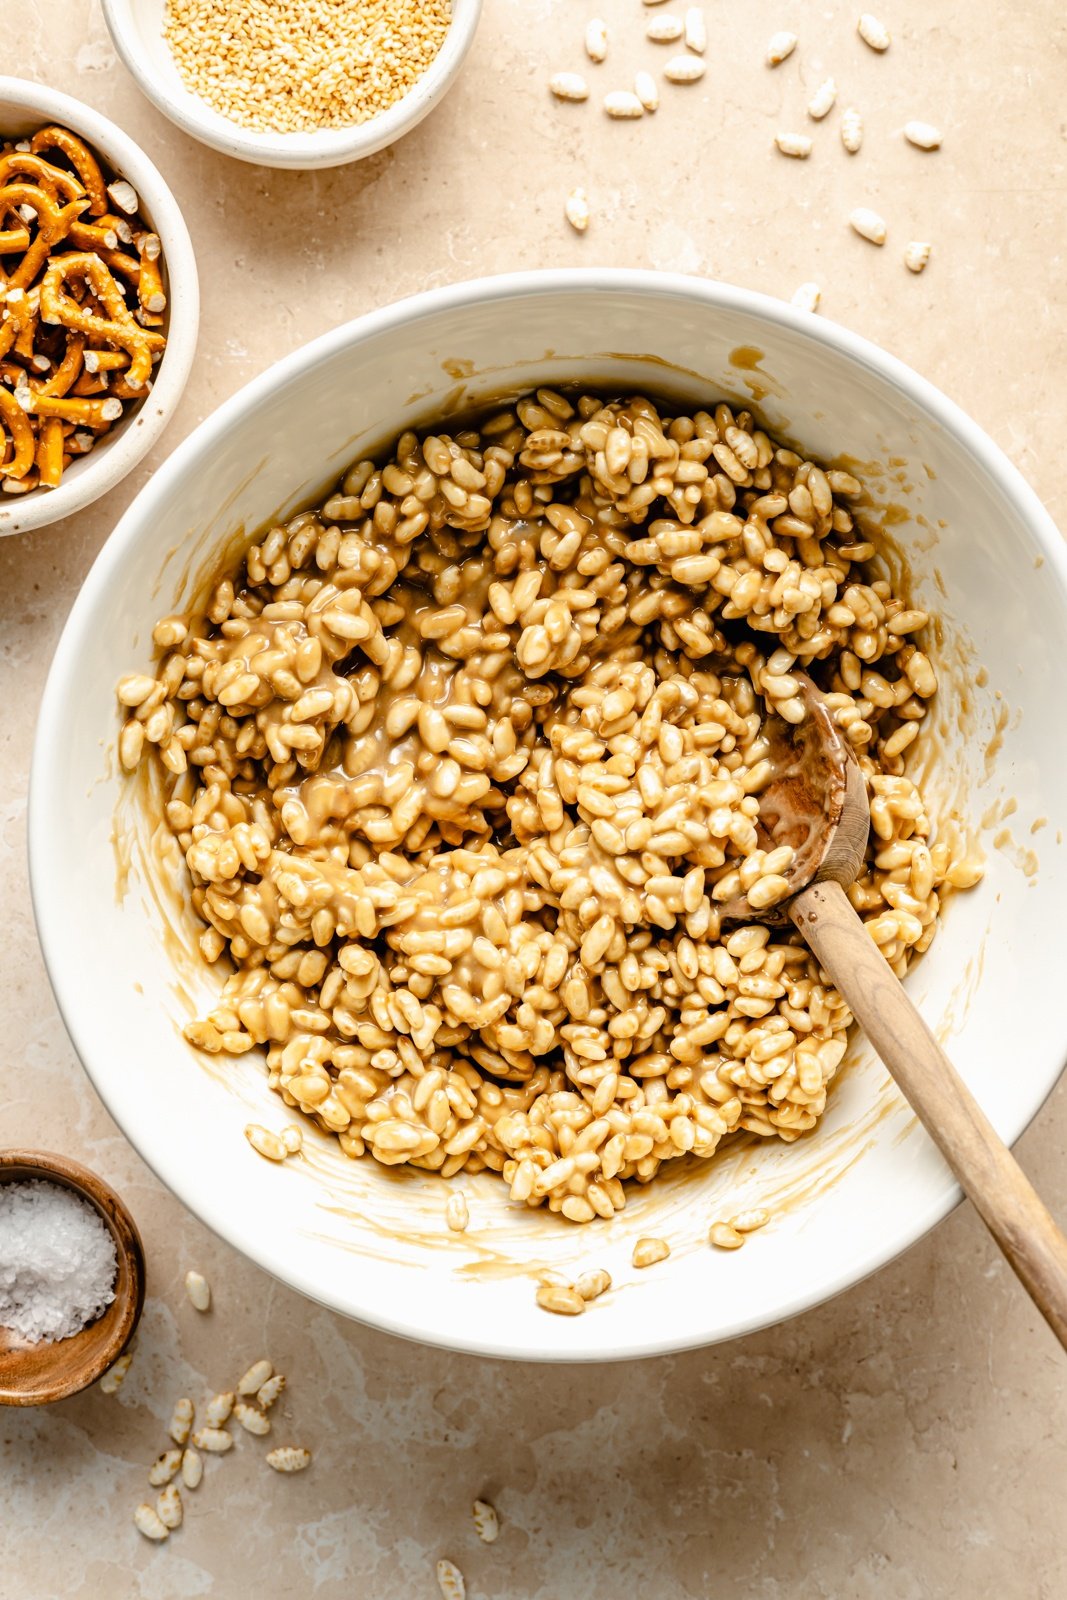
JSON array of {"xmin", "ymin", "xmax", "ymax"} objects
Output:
[{"xmin": 2, "ymin": 1, "xmax": 1067, "ymax": 1594}]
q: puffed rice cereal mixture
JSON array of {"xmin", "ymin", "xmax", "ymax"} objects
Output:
[{"xmin": 117, "ymin": 389, "xmax": 981, "ymax": 1224}]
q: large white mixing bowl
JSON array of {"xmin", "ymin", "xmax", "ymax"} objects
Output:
[{"xmin": 29, "ymin": 272, "xmax": 1067, "ymax": 1361}]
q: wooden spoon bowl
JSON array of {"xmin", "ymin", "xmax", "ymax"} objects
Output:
[{"xmin": 0, "ymin": 1150, "xmax": 145, "ymax": 1405}]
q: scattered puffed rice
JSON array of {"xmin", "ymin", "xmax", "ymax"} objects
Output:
[
  {"xmin": 849, "ymin": 206, "xmax": 887, "ymax": 245},
  {"xmin": 156, "ymin": 1484, "xmax": 183, "ymax": 1530},
  {"xmin": 632, "ymin": 1236, "xmax": 671, "ymax": 1269},
  {"xmin": 281, "ymin": 1125, "xmax": 303, "ymax": 1155},
  {"xmin": 192, "ymin": 1427, "xmax": 234, "ymax": 1454},
  {"xmin": 245, "ymin": 1124, "xmax": 287, "ymax": 1162},
  {"xmin": 857, "ymin": 12, "xmax": 890, "ymax": 51},
  {"xmin": 134, "ymin": 1503, "xmax": 168, "ymax": 1542},
  {"xmin": 550, "ymin": 71, "xmax": 589, "ymax": 102},
  {"xmin": 585, "ymin": 18, "xmax": 607, "ymax": 62},
  {"xmin": 775, "ymin": 131, "xmax": 812, "ymax": 158},
  {"xmin": 445, "ymin": 1192, "xmax": 469, "ymax": 1231},
  {"xmin": 684, "ymin": 7, "xmax": 706, "ymax": 52},
  {"xmin": 181, "ymin": 1449, "xmax": 203, "ymax": 1490},
  {"xmin": 807, "ymin": 77, "xmax": 837, "ymax": 119},
  {"xmin": 184, "ymin": 1270, "xmax": 210, "ymax": 1312},
  {"xmin": 535, "ymin": 1282, "xmax": 586, "ymax": 1315},
  {"xmin": 234, "ymin": 1399, "xmax": 271, "ymax": 1436},
  {"xmin": 663, "ymin": 54, "xmax": 705, "ymax": 82},
  {"xmin": 841, "ymin": 107, "xmax": 863, "ymax": 152},
  {"xmin": 904, "ymin": 240, "xmax": 932, "ymax": 273},
  {"xmin": 238, "ymin": 1359, "xmax": 273, "ymax": 1395},
  {"xmin": 731, "ymin": 1207, "xmax": 771, "ymax": 1233},
  {"xmin": 168, "ymin": 1397, "xmax": 194, "ymax": 1447},
  {"xmin": 107, "ymin": 179, "xmax": 139, "ymax": 213},
  {"xmin": 148, "ymin": 1449, "xmax": 182, "ymax": 1487},
  {"xmin": 205, "ymin": 1391, "xmax": 234, "ymax": 1428},
  {"xmin": 436, "ymin": 1559, "xmax": 466, "ymax": 1600},
  {"xmin": 646, "ymin": 12, "xmax": 682, "ymax": 39},
  {"xmin": 98, "ymin": 1350, "xmax": 133, "ymax": 1394},
  {"xmin": 791, "ymin": 281, "xmax": 821, "ymax": 313},
  {"xmin": 576, "ymin": 1268, "xmax": 612, "ymax": 1302},
  {"xmin": 565, "ymin": 187, "xmax": 591, "ymax": 231},
  {"xmin": 604, "ymin": 89, "xmax": 644, "ymax": 117},
  {"xmin": 266, "ymin": 1445, "xmax": 312, "ymax": 1473},
  {"xmin": 766, "ymin": 30, "xmax": 797, "ymax": 65},
  {"xmin": 709, "ymin": 1221, "xmax": 745, "ymax": 1249},
  {"xmin": 904, "ymin": 120, "xmax": 942, "ymax": 149},
  {"xmin": 472, "ymin": 1499, "xmax": 500, "ymax": 1543},
  {"xmin": 257, "ymin": 1372, "xmax": 287, "ymax": 1409},
  {"xmin": 635, "ymin": 70, "xmax": 659, "ymax": 110}
]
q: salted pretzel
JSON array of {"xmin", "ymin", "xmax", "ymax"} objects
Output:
[
  {"xmin": 0, "ymin": 180, "xmax": 88, "ymax": 290},
  {"xmin": 0, "ymin": 387, "xmax": 35, "ymax": 479},
  {"xmin": 39, "ymin": 252, "xmax": 154, "ymax": 389},
  {"xmin": 29, "ymin": 126, "xmax": 108, "ymax": 215}
]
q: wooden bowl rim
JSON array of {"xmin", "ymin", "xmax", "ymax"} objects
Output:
[{"xmin": 0, "ymin": 1148, "xmax": 146, "ymax": 1405}]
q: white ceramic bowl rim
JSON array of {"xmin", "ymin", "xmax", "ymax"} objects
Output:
[
  {"xmin": 101, "ymin": 0, "xmax": 484, "ymax": 169},
  {"xmin": 0, "ymin": 75, "xmax": 199, "ymax": 537},
  {"xmin": 30, "ymin": 269, "xmax": 1067, "ymax": 1360}
]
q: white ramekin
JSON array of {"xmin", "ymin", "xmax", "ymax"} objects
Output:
[
  {"xmin": 29, "ymin": 271, "xmax": 1067, "ymax": 1361},
  {"xmin": 101, "ymin": 0, "xmax": 484, "ymax": 170},
  {"xmin": 0, "ymin": 77, "xmax": 199, "ymax": 539}
]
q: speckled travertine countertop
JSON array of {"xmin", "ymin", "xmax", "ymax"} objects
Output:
[{"xmin": 3, "ymin": 1, "xmax": 1067, "ymax": 1594}]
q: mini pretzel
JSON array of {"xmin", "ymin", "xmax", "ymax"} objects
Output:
[
  {"xmin": 32, "ymin": 330, "xmax": 85, "ymax": 398},
  {"xmin": 39, "ymin": 252, "xmax": 154, "ymax": 388},
  {"xmin": 35, "ymin": 415, "xmax": 64, "ymax": 488},
  {"xmin": 0, "ymin": 388, "xmax": 35, "ymax": 479},
  {"xmin": 138, "ymin": 243, "xmax": 166, "ymax": 315},
  {"xmin": 27, "ymin": 391, "xmax": 123, "ymax": 429},
  {"xmin": 0, "ymin": 181, "xmax": 88, "ymax": 289},
  {"xmin": 29, "ymin": 126, "xmax": 108, "ymax": 216},
  {"xmin": 0, "ymin": 151, "xmax": 85, "ymax": 203}
]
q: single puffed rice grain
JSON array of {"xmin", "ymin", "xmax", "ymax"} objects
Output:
[
  {"xmin": 267, "ymin": 1445, "xmax": 312, "ymax": 1472},
  {"xmin": 437, "ymin": 1560, "xmax": 466, "ymax": 1600},
  {"xmin": 858, "ymin": 12, "xmax": 890, "ymax": 50},
  {"xmin": 536, "ymin": 1282, "xmax": 586, "ymax": 1315},
  {"xmin": 205, "ymin": 1391, "xmax": 234, "ymax": 1427},
  {"xmin": 565, "ymin": 187, "xmax": 590, "ymax": 231},
  {"xmin": 709, "ymin": 1221, "xmax": 745, "ymax": 1249},
  {"xmin": 904, "ymin": 120, "xmax": 942, "ymax": 149},
  {"xmin": 99, "ymin": 1351, "xmax": 133, "ymax": 1393},
  {"xmin": 257, "ymin": 1373, "xmax": 287, "ymax": 1409},
  {"xmin": 904, "ymin": 240, "xmax": 932, "ymax": 273},
  {"xmin": 635, "ymin": 70, "xmax": 659, "ymax": 110},
  {"xmin": 181, "ymin": 1448, "xmax": 203, "ymax": 1490},
  {"xmin": 604, "ymin": 89, "xmax": 644, "ymax": 116},
  {"xmin": 775, "ymin": 131, "xmax": 812, "ymax": 158},
  {"xmin": 445, "ymin": 1191, "xmax": 470, "ymax": 1231},
  {"xmin": 550, "ymin": 71, "xmax": 589, "ymax": 101},
  {"xmin": 184, "ymin": 1270, "xmax": 211, "ymax": 1312},
  {"xmin": 157, "ymin": 1484, "xmax": 183, "ymax": 1530},
  {"xmin": 684, "ymin": 7, "xmax": 706, "ymax": 52},
  {"xmin": 234, "ymin": 1400, "xmax": 271, "ymax": 1436},
  {"xmin": 646, "ymin": 12, "xmax": 682, "ymax": 39},
  {"xmin": 192, "ymin": 1427, "xmax": 234, "ymax": 1454},
  {"xmin": 168, "ymin": 1397, "xmax": 194, "ymax": 1446},
  {"xmin": 149, "ymin": 1449, "xmax": 182, "ymax": 1487},
  {"xmin": 576, "ymin": 1267, "xmax": 612, "ymax": 1301},
  {"xmin": 849, "ymin": 207, "xmax": 887, "ymax": 244},
  {"xmin": 238, "ymin": 1359, "xmax": 273, "ymax": 1395},
  {"xmin": 791, "ymin": 282, "xmax": 821, "ymax": 313},
  {"xmin": 730, "ymin": 1207, "xmax": 771, "ymax": 1232},
  {"xmin": 807, "ymin": 77, "xmax": 837, "ymax": 119},
  {"xmin": 766, "ymin": 30, "xmax": 797, "ymax": 65},
  {"xmin": 134, "ymin": 1503, "xmax": 168, "ymax": 1542},
  {"xmin": 663, "ymin": 54, "xmax": 705, "ymax": 82},
  {"xmin": 472, "ymin": 1499, "xmax": 500, "ymax": 1543},
  {"xmin": 633, "ymin": 1236, "xmax": 670, "ymax": 1268},
  {"xmin": 841, "ymin": 107, "xmax": 863, "ymax": 152},
  {"xmin": 585, "ymin": 19, "xmax": 608, "ymax": 62},
  {"xmin": 245, "ymin": 1124, "xmax": 287, "ymax": 1161}
]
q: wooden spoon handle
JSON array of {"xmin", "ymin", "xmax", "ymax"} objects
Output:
[{"xmin": 791, "ymin": 878, "xmax": 1067, "ymax": 1351}]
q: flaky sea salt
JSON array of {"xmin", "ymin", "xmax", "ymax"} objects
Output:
[{"xmin": 0, "ymin": 1180, "xmax": 118, "ymax": 1344}]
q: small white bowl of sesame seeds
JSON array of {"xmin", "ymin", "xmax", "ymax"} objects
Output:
[{"xmin": 101, "ymin": 0, "xmax": 484, "ymax": 170}]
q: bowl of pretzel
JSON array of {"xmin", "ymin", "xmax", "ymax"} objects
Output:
[{"xmin": 0, "ymin": 77, "xmax": 198, "ymax": 537}]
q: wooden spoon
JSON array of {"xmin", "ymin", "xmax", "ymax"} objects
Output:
[{"xmin": 720, "ymin": 673, "xmax": 1067, "ymax": 1350}]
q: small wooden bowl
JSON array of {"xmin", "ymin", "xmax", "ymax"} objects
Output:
[{"xmin": 0, "ymin": 1150, "xmax": 146, "ymax": 1406}]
